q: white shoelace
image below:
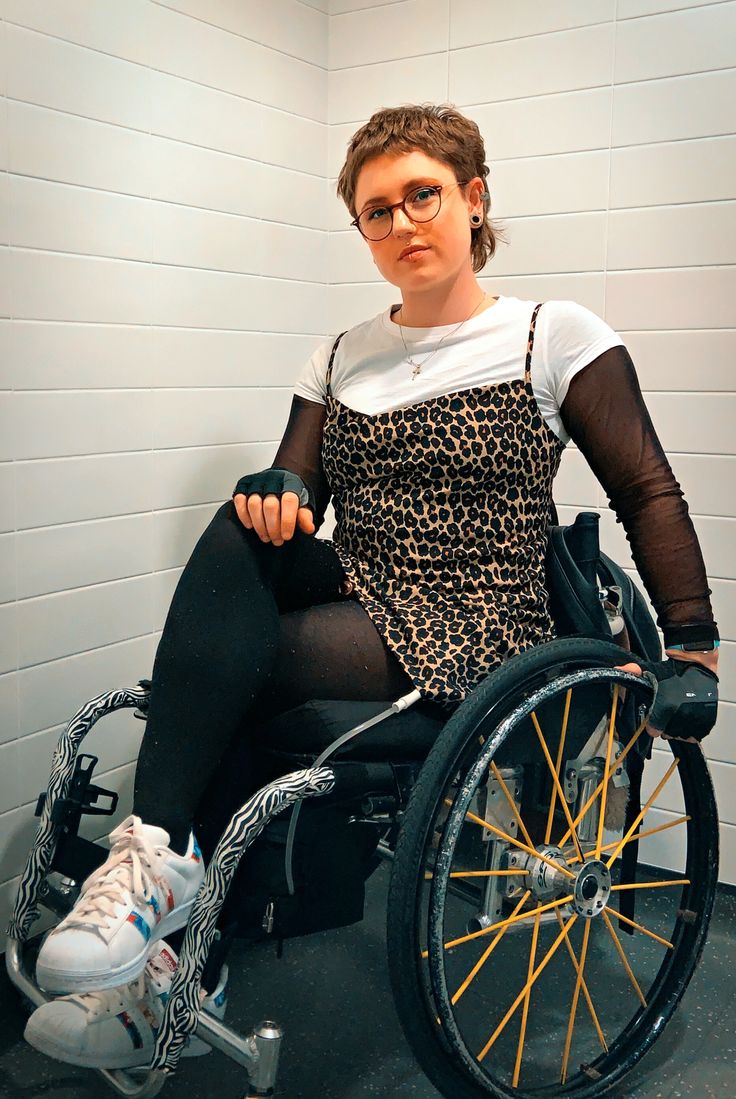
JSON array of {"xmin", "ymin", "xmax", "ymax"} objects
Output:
[{"xmin": 62, "ymin": 825, "xmax": 166, "ymax": 933}]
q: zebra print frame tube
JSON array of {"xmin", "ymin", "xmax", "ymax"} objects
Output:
[
  {"xmin": 6, "ymin": 684, "xmax": 151, "ymax": 943},
  {"xmin": 151, "ymin": 765, "xmax": 336, "ymax": 1075}
]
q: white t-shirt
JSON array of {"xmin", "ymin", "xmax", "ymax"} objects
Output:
[{"xmin": 294, "ymin": 295, "xmax": 625, "ymax": 445}]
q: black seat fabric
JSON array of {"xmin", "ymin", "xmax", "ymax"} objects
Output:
[{"xmin": 257, "ymin": 698, "xmax": 450, "ymax": 763}]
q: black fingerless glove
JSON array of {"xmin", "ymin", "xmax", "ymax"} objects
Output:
[
  {"xmin": 232, "ymin": 467, "xmax": 316, "ymax": 514},
  {"xmin": 642, "ymin": 658, "xmax": 719, "ymax": 741}
]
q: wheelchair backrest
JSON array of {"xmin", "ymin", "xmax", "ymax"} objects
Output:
[{"xmin": 545, "ymin": 511, "xmax": 661, "ymax": 662}]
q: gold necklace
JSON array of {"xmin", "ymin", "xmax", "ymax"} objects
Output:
[{"xmin": 397, "ymin": 292, "xmax": 488, "ymax": 379}]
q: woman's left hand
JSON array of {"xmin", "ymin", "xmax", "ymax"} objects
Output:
[{"xmin": 615, "ymin": 650, "xmax": 719, "ymax": 743}]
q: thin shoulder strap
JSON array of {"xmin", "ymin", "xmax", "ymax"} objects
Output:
[
  {"xmin": 324, "ymin": 331, "xmax": 348, "ymax": 398},
  {"xmin": 524, "ymin": 303, "xmax": 544, "ymax": 385}
]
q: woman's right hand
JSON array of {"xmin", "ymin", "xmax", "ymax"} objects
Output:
[{"xmin": 233, "ymin": 491, "xmax": 315, "ymax": 546}]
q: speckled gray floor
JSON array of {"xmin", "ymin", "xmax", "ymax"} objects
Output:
[{"xmin": 1, "ymin": 871, "xmax": 734, "ymax": 1099}]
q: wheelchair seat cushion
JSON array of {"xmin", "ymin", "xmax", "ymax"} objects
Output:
[{"xmin": 256, "ymin": 698, "xmax": 450, "ymax": 763}]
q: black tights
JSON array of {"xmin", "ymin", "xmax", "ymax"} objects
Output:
[{"xmin": 132, "ymin": 501, "xmax": 414, "ymax": 854}]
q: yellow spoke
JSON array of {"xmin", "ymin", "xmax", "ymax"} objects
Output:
[
  {"xmin": 611, "ymin": 879, "xmax": 689, "ymax": 892},
  {"xmin": 531, "ymin": 711, "xmax": 584, "ymax": 862},
  {"xmin": 561, "ymin": 919, "xmax": 592, "ymax": 1084},
  {"xmin": 421, "ymin": 893, "xmax": 574, "ymax": 957},
  {"xmin": 608, "ymin": 908, "xmax": 673, "ymax": 949},
  {"xmin": 554, "ymin": 910, "xmax": 607, "ymax": 1053},
  {"xmin": 605, "ymin": 758, "xmax": 681, "ymax": 870},
  {"xmin": 601, "ymin": 910, "xmax": 647, "ymax": 1008},
  {"xmin": 513, "ymin": 909, "xmax": 542, "ymax": 1088},
  {"xmin": 446, "ymin": 799, "xmax": 576, "ymax": 881},
  {"xmin": 490, "ymin": 762, "xmax": 534, "ymax": 849},
  {"xmin": 477, "ymin": 913, "xmax": 579, "ymax": 1062},
  {"xmin": 545, "ymin": 688, "xmax": 572, "ymax": 845},
  {"xmin": 451, "ymin": 891, "xmax": 532, "ymax": 1006},
  {"xmin": 425, "ymin": 868, "xmax": 530, "ymax": 881},
  {"xmin": 569, "ymin": 815, "xmax": 690, "ymax": 866},
  {"xmin": 595, "ymin": 686, "xmax": 620, "ymax": 858},
  {"xmin": 556, "ymin": 715, "xmax": 647, "ymax": 852},
  {"xmin": 450, "ymin": 869, "xmax": 529, "ymax": 879}
]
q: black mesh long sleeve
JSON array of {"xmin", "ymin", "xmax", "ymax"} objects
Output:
[
  {"xmin": 559, "ymin": 344, "xmax": 718, "ymax": 644},
  {"xmin": 271, "ymin": 395, "xmax": 332, "ymax": 533}
]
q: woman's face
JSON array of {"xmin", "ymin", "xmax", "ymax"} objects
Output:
[{"xmin": 353, "ymin": 150, "xmax": 483, "ymax": 291}]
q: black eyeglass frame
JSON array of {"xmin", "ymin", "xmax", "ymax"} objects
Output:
[{"xmin": 350, "ymin": 180, "xmax": 472, "ymax": 241}]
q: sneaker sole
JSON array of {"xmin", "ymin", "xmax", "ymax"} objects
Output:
[
  {"xmin": 34, "ymin": 900, "xmax": 197, "ymax": 995},
  {"xmin": 24, "ymin": 1009, "xmax": 221, "ymax": 1068}
]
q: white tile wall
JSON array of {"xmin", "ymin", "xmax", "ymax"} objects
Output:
[
  {"xmin": 1, "ymin": 0, "xmax": 734, "ymax": 942},
  {"xmin": 0, "ymin": 0, "xmax": 330, "ymax": 933}
]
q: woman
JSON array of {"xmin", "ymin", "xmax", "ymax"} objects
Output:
[{"xmin": 26, "ymin": 104, "xmax": 719, "ymax": 1066}]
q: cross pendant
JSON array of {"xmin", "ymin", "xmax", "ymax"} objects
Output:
[{"xmin": 411, "ymin": 362, "xmax": 422, "ymax": 380}]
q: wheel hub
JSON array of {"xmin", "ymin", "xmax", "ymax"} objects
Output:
[{"xmin": 572, "ymin": 858, "xmax": 611, "ymax": 918}]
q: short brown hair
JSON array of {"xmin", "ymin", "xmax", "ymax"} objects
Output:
[{"xmin": 336, "ymin": 103, "xmax": 507, "ymax": 274}]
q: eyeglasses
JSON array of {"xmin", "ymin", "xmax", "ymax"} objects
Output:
[{"xmin": 351, "ymin": 181, "xmax": 471, "ymax": 242}]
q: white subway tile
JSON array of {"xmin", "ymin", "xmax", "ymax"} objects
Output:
[
  {"xmin": 148, "ymin": 2, "xmax": 327, "ymax": 122},
  {"xmin": 329, "ymin": 0, "xmax": 407, "ymax": 12},
  {"xmin": 553, "ymin": 448, "xmax": 600, "ymax": 508},
  {"xmin": 6, "ymin": 24, "xmax": 151, "ymax": 132},
  {"xmin": 149, "ymin": 135, "xmax": 329, "ymax": 231},
  {"xmin": 613, "ymin": 69, "xmax": 736, "ymax": 147},
  {"xmin": 614, "ymin": 3, "xmax": 736, "ymax": 84},
  {"xmin": 10, "ymin": 251, "xmax": 154, "ymax": 325},
  {"xmin": 152, "ymin": 569, "xmax": 181, "ymax": 632},
  {"xmin": 0, "ymin": 801, "xmax": 38, "ymax": 885},
  {"xmin": 0, "ymin": 601, "xmax": 18, "ymax": 675},
  {"xmin": 8, "ymin": 101, "xmax": 152, "ymax": 199},
  {"xmin": 623, "ymin": 330, "xmax": 735, "ymax": 394},
  {"xmin": 151, "ymin": 388, "xmax": 290, "ymax": 450},
  {"xmin": 154, "ymin": 0, "xmax": 328, "ymax": 68},
  {"xmin": 605, "ymin": 266, "xmax": 736, "ymax": 335},
  {"xmin": 619, "ymin": 0, "xmax": 719, "ymax": 15},
  {"xmin": 0, "ymin": 671, "xmax": 19, "ymax": 746},
  {"xmin": 0, "ymin": 531, "xmax": 16, "ymax": 603},
  {"xmin": 152, "ymin": 201, "xmax": 327, "ymax": 283},
  {"xmin": 17, "ymin": 633, "xmax": 155, "ymax": 739},
  {"xmin": 608, "ymin": 202, "xmax": 736, "ymax": 272},
  {"xmin": 8, "ymin": 175, "xmax": 153, "ymax": 263},
  {"xmin": 451, "ymin": 0, "xmax": 615, "ymax": 50},
  {"xmin": 450, "ymin": 23, "xmax": 615, "ymax": 107},
  {"xmin": 458, "ymin": 91, "xmax": 614, "ymax": 167},
  {"xmin": 611, "ymin": 135, "xmax": 736, "ymax": 210},
  {"xmin": 17, "ymin": 574, "xmax": 155, "ymax": 668},
  {"xmin": 645, "ymin": 394, "xmax": 735, "ymax": 457},
  {"xmin": 1, "ymin": 0, "xmax": 150, "ymax": 65},
  {"xmin": 151, "ymin": 503, "xmax": 219, "ymax": 572},
  {"xmin": 3, "ymin": 320, "xmax": 154, "ymax": 390},
  {"xmin": 0, "ymin": 460, "xmax": 15, "ymax": 532},
  {"xmin": 150, "ymin": 69, "xmax": 326, "ymax": 178},
  {"xmin": 15, "ymin": 513, "xmax": 155, "ymax": 600},
  {"xmin": 151, "ymin": 442, "xmax": 274, "ymax": 510},
  {"xmin": 489, "ymin": 211, "xmax": 609, "ymax": 278},
  {"xmin": 328, "ymin": 52, "xmax": 448, "ymax": 126},
  {"xmin": 0, "ymin": 391, "xmax": 154, "ymax": 462},
  {"xmin": 491, "ymin": 150, "xmax": 610, "ymax": 220},
  {"xmin": 150, "ymin": 264, "xmax": 326, "ymax": 334},
  {"xmin": 329, "ymin": 0, "xmax": 448, "ymax": 69},
  {"xmin": 150, "ymin": 328, "xmax": 324, "ymax": 388},
  {"xmin": 15, "ymin": 452, "xmax": 154, "ymax": 529},
  {"xmin": 0, "ymin": 739, "xmax": 20, "ymax": 812}
]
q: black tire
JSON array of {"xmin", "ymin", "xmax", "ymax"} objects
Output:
[{"xmin": 387, "ymin": 637, "xmax": 718, "ymax": 1099}]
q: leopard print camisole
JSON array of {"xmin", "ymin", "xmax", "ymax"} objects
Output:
[{"xmin": 321, "ymin": 302, "xmax": 565, "ymax": 708}]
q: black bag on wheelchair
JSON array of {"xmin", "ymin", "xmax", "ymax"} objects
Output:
[{"xmin": 217, "ymin": 800, "xmax": 379, "ymax": 943}]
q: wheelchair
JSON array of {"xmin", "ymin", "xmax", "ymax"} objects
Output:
[{"xmin": 5, "ymin": 511, "xmax": 719, "ymax": 1099}]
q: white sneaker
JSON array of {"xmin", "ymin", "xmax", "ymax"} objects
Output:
[
  {"xmin": 25, "ymin": 940, "xmax": 228, "ymax": 1070},
  {"xmin": 35, "ymin": 814, "xmax": 206, "ymax": 994}
]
